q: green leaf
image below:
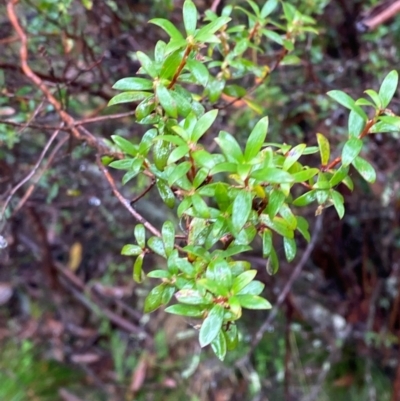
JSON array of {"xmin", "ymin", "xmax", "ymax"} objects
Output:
[
  {"xmin": 147, "ymin": 269, "xmax": 170, "ymax": 279},
  {"xmin": 348, "ymin": 109, "xmax": 366, "ymax": 138},
  {"xmin": 135, "ymin": 96, "xmax": 156, "ymax": 121},
  {"xmin": 316, "ymin": 133, "xmax": 330, "ymax": 166},
  {"xmin": 195, "ymin": 16, "xmax": 231, "ymax": 42},
  {"xmin": 175, "ymin": 289, "xmax": 210, "ymax": 305},
  {"xmin": 156, "ymin": 179, "xmax": 175, "ymax": 208},
  {"xmin": 283, "ymin": 143, "xmax": 306, "ymax": 170},
  {"xmin": 331, "ymin": 190, "xmax": 345, "ymax": 219},
  {"xmin": 112, "ymin": 77, "xmax": 153, "ymax": 91},
  {"xmin": 122, "ymin": 159, "xmax": 142, "ymax": 184},
  {"xmin": 167, "ymin": 161, "xmax": 191, "ymax": 186},
  {"xmin": 283, "ymin": 237, "xmax": 296, "ymax": 262},
  {"xmin": 162, "ymin": 285, "xmax": 176, "ymax": 305},
  {"xmin": 296, "ymin": 216, "xmax": 310, "ymax": 242},
  {"xmin": 342, "ymin": 137, "xmax": 363, "ymax": 167},
  {"xmin": 266, "ymin": 189, "xmax": 285, "ymax": 219},
  {"xmin": 379, "ymin": 70, "xmax": 398, "ymax": 108},
  {"xmin": 329, "ymin": 165, "xmax": 349, "ymax": 187},
  {"xmin": 232, "ymin": 270, "xmax": 257, "ymax": 294},
  {"xmin": 133, "ymin": 253, "xmax": 144, "ymax": 283},
  {"xmin": 192, "ymin": 193, "xmax": 210, "ymax": 218},
  {"xmin": 327, "ymin": 90, "xmax": 367, "ymax": 120},
  {"xmin": 109, "ymin": 158, "xmax": 134, "ymax": 170},
  {"xmin": 262, "ymin": 229, "xmax": 272, "ymax": 257},
  {"xmin": 144, "ymin": 284, "xmax": 165, "ymax": 313},
  {"xmin": 292, "ymin": 168, "xmax": 319, "ymax": 183},
  {"xmin": 150, "ymin": 18, "xmax": 185, "ymax": 42},
  {"xmin": 186, "ymin": 58, "xmax": 209, "ymax": 86},
  {"xmin": 183, "ymin": 0, "xmax": 197, "ymax": 35},
  {"xmin": 167, "ymin": 144, "xmax": 190, "ymax": 164},
  {"xmin": 260, "ymin": 215, "xmax": 294, "ymax": 238},
  {"xmin": 237, "ymin": 280, "xmax": 264, "ymax": 296},
  {"xmin": 148, "ymin": 236, "xmax": 166, "ymax": 258},
  {"xmin": 364, "ymin": 89, "xmax": 381, "ymax": 109},
  {"xmin": 211, "ymin": 330, "xmax": 227, "ymax": 361},
  {"xmin": 160, "ymin": 50, "xmax": 182, "ymax": 80},
  {"xmin": 244, "ymin": 116, "xmax": 269, "ymax": 162},
  {"xmin": 111, "ymin": 135, "xmax": 138, "ymax": 157},
  {"xmin": 152, "ymin": 140, "xmax": 172, "ymax": 171},
  {"xmin": 156, "ymin": 85, "xmax": 177, "ymax": 118},
  {"xmin": 236, "ymin": 295, "xmax": 272, "ymax": 310},
  {"xmin": 108, "ymin": 91, "xmax": 152, "ymax": 106},
  {"xmin": 292, "ymin": 190, "xmax": 317, "ymax": 206},
  {"xmin": 352, "ymin": 156, "xmax": 376, "ymax": 183},
  {"xmin": 175, "ymin": 258, "xmax": 195, "ymax": 275},
  {"xmin": 261, "ymin": 0, "xmax": 278, "ymax": 18},
  {"xmin": 170, "ymin": 90, "xmax": 192, "ymax": 117},
  {"xmin": 199, "ymin": 304, "xmax": 225, "ymax": 347},
  {"xmin": 137, "ymin": 51, "xmax": 158, "ymax": 78},
  {"xmin": 121, "ymin": 244, "xmax": 142, "ymax": 256},
  {"xmin": 224, "ymin": 323, "xmax": 239, "ymax": 351},
  {"xmin": 251, "ymin": 167, "xmax": 294, "ymax": 183},
  {"xmin": 215, "ymin": 131, "xmax": 243, "ymax": 163},
  {"xmin": 162, "ymin": 221, "xmax": 175, "ymax": 257},
  {"xmin": 191, "ymin": 109, "xmax": 218, "ymax": 143},
  {"xmin": 266, "ymin": 246, "xmax": 279, "ymax": 274},
  {"xmin": 139, "ymin": 128, "xmax": 158, "ymax": 156},
  {"xmin": 134, "ymin": 224, "xmax": 146, "ymax": 249},
  {"xmin": 231, "ymin": 190, "xmax": 252, "ymax": 234},
  {"xmin": 165, "ymin": 304, "xmax": 204, "ymax": 317}
]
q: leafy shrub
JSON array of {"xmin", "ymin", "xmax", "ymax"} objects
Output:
[{"xmin": 88, "ymin": 0, "xmax": 400, "ymax": 360}]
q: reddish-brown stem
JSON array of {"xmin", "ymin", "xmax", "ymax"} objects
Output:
[{"xmin": 168, "ymin": 45, "xmax": 192, "ymax": 89}]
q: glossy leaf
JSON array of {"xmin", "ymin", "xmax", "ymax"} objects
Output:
[
  {"xmin": 244, "ymin": 116, "xmax": 269, "ymax": 162},
  {"xmin": 195, "ymin": 16, "xmax": 231, "ymax": 42},
  {"xmin": 134, "ymin": 224, "xmax": 146, "ymax": 249},
  {"xmin": 261, "ymin": 0, "xmax": 278, "ymax": 18},
  {"xmin": 191, "ymin": 109, "xmax": 218, "ymax": 143},
  {"xmin": 283, "ymin": 143, "xmax": 306, "ymax": 170},
  {"xmin": 224, "ymin": 324, "xmax": 239, "ymax": 351},
  {"xmin": 137, "ymin": 51, "xmax": 158, "ymax": 78},
  {"xmin": 175, "ymin": 289, "xmax": 209, "ymax": 305},
  {"xmin": 133, "ymin": 253, "xmax": 144, "ymax": 283},
  {"xmin": 266, "ymin": 246, "xmax": 279, "ymax": 275},
  {"xmin": 331, "ymin": 190, "xmax": 345, "ymax": 219},
  {"xmin": 266, "ymin": 189, "xmax": 285, "ymax": 219},
  {"xmin": 352, "ymin": 156, "xmax": 376, "ymax": 183},
  {"xmin": 121, "ymin": 244, "xmax": 142, "ymax": 256},
  {"xmin": 156, "ymin": 179, "xmax": 175, "ymax": 208},
  {"xmin": 283, "ymin": 237, "xmax": 296, "ymax": 262},
  {"xmin": 186, "ymin": 58, "xmax": 209, "ymax": 86},
  {"xmin": 144, "ymin": 284, "xmax": 165, "ymax": 313},
  {"xmin": 183, "ymin": 0, "xmax": 197, "ymax": 35},
  {"xmin": 348, "ymin": 109, "xmax": 366, "ymax": 138},
  {"xmin": 211, "ymin": 330, "xmax": 227, "ymax": 361},
  {"xmin": 156, "ymin": 85, "xmax": 177, "ymax": 118},
  {"xmin": 379, "ymin": 70, "xmax": 398, "ymax": 108},
  {"xmin": 236, "ymin": 294, "xmax": 272, "ymax": 309},
  {"xmin": 231, "ymin": 190, "xmax": 252, "ymax": 234},
  {"xmin": 150, "ymin": 18, "xmax": 185, "ymax": 42},
  {"xmin": 167, "ymin": 161, "xmax": 191, "ymax": 186},
  {"xmin": 108, "ymin": 91, "xmax": 152, "ymax": 106},
  {"xmin": 199, "ymin": 304, "xmax": 225, "ymax": 347},
  {"xmin": 148, "ymin": 236, "xmax": 166, "ymax": 258},
  {"xmin": 162, "ymin": 221, "xmax": 175, "ymax": 257},
  {"xmin": 262, "ymin": 229, "xmax": 272, "ymax": 257},
  {"xmin": 232, "ymin": 270, "xmax": 257, "ymax": 294},
  {"xmin": 215, "ymin": 131, "xmax": 243, "ymax": 163},
  {"xmin": 316, "ymin": 133, "xmax": 330, "ymax": 166},
  {"xmin": 165, "ymin": 304, "xmax": 204, "ymax": 317},
  {"xmin": 251, "ymin": 167, "xmax": 294, "ymax": 183},
  {"xmin": 342, "ymin": 137, "xmax": 363, "ymax": 167},
  {"xmin": 111, "ymin": 135, "xmax": 138, "ymax": 157},
  {"xmin": 112, "ymin": 77, "xmax": 153, "ymax": 91},
  {"xmin": 327, "ymin": 90, "xmax": 367, "ymax": 120}
]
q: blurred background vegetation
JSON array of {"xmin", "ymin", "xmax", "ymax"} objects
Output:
[{"xmin": 1, "ymin": 0, "xmax": 400, "ymax": 400}]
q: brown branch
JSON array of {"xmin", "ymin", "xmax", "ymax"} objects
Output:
[
  {"xmin": 358, "ymin": 0, "xmax": 400, "ymax": 31},
  {"xmin": 167, "ymin": 45, "xmax": 193, "ymax": 89},
  {"xmin": 130, "ymin": 179, "xmax": 156, "ymax": 204},
  {"xmin": 96, "ymin": 155, "xmax": 162, "ymax": 238}
]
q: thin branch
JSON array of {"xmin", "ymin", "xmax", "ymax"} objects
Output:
[
  {"xmin": 0, "ymin": 125, "xmax": 63, "ymax": 221},
  {"xmin": 11, "ymin": 133, "xmax": 69, "ymax": 217},
  {"xmin": 236, "ymin": 215, "xmax": 324, "ymax": 366},
  {"xmin": 95, "ymin": 155, "xmax": 162, "ymax": 238}
]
